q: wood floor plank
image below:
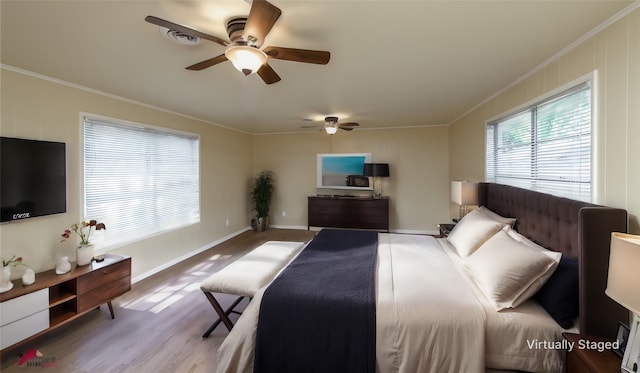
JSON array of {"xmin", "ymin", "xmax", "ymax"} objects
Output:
[{"xmin": 0, "ymin": 229, "xmax": 316, "ymax": 372}]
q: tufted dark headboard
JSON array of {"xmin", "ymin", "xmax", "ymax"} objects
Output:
[{"xmin": 477, "ymin": 183, "xmax": 628, "ymax": 338}]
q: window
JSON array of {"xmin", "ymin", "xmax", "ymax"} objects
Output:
[
  {"xmin": 83, "ymin": 116, "xmax": 200, "ymax": 248},
  {"xmin": 485, "ymin": 82, "xmax": 592, "ymax": 202}
]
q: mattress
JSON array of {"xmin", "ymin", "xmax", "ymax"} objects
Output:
[{"xmin": 217, "ymin": 233, "xmax": 568, "ymax": 373}]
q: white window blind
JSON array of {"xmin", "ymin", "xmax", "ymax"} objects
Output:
[
  {"xmin": 83, "ymin": 117, "xmax": 200, "ymax": 247},
  {"xmin": 486, "ymin": 82, "xmax": 591, "ymax": 202}
]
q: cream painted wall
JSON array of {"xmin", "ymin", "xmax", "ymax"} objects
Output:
[
  {"xmin": 252, "ymin": 126, "xmax": 450, "ymax": 233},
  {"xmin": 0, "ymin": 69, "xmax": 253, "ymax": 280},
  {"xmin": 449, "ymin": 7, "xmax": 640, "ymax": 233},
  {"xmin": 5, "ymin": 6, "xmax": 634, "ymax": 282}
]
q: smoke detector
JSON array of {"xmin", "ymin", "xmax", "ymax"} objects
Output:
[{"xmin": 159, "ymin": 27, "xmax": 201, "ymax": 46}]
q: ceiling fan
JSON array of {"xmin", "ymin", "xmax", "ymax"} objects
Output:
[
  {"xmin": 145, "ymin": 0, "xmax": 330, "ymax": 84},
  {"xmin": 303, "ymin": 116, "xmax": 360, "ymax": 135}
]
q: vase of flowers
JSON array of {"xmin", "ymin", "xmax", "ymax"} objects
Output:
[
  {"xmin": 1, "ymin": 255, "xmax": 25, "ymax": 293},
  {"xmin": 61, "ymin": 220, "xmax": 106, "ymax": 266},
  {"xmin": 76, "ymin": 245, "xmax": 94, "ymax": 266}
]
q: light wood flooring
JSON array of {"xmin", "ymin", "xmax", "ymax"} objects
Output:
[{"xmin": 0, "ymin": 229, "xmax": 316, "ymax": 373}]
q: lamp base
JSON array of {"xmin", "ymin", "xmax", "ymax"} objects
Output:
[
  {"xmin": 622, "ymin": 313, "xmax": 640, "ymax": 373},
  {"xmin": 372, "ymin": 177, "xmax": 383, "ymax": 198}
]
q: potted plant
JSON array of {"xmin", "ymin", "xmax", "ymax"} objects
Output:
[{"xmin": 250, "ymin": 170, "xmax": 274, "ymax": 232}]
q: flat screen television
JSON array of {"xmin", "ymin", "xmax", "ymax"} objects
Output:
[{"xmin": 1, "ymin": 136, "xmax": 66, "ymax": 222}]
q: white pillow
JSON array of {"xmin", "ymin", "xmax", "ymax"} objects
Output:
[
  {"xmin": 505, "ymin": 227, "xmax": 560, "ymax": 257},
  {"xmin": 463, "ymin": 228, "xmax": 560, "ymax": 310},
  {"xmin": 447, "ymin": 208, "xmax": 507, "ymax": 257},
  {"xmin": 476, "ymin": 206, "xmax": 516, "ymax": 227},
  {"xmin": 503, "ymin": 227, "xmax": 562, "ymax": 302}
]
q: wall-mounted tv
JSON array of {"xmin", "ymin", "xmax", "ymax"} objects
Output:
[
  {"xmin": 317, "ymin": 153, "xmax": 372, "ymax": 190},
  {"xmin": 1, "ymin": 137, "xmax": 67, "ymax": 222}
]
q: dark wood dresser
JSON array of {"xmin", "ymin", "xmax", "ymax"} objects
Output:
[{"xmin": 308, "ymin": 195, "xmax": 389, "ymax": 231}]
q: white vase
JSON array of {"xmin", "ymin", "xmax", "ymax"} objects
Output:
[
  {"xmin": 76, "ymin": 244, "xmax": 94, "ymax": 266},
  {"xmin": 0, "ymin": 265, "xmax": 13, "ymax": 293}
]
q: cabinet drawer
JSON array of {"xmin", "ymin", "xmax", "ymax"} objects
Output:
[
  {"xmin": 341, "ymin": 199, "xmax": 387, "ymax": 209},
  {"xmin": 0, "ymin": 309, "xmax": 49, "ymax": 349},
  {"xmin": 77, "ymin": 259, "xmax": 131, "ymax": 295},
  {"xmin": 309, "ymin": 216, "xmax": 334, "ymax": 226},
  {"xmin": 0, "ymin": 288, "xmax": 48, "ymax": 326},
  {"xmin": 77, "ymin": 276, "xmax": 131, "ymax": 313}
]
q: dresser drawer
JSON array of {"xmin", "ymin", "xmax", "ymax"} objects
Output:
[
  {"xmin": 77, "ymin": 276, "xmax": 131, "ymax": 313},
  {"xmin": 0, "ymin": 309, "xmax": 49, "ymax": 349},
  {"xmin": 0, "ymin": 288, "xmax": 48, "ymax": 326},
  {"xmin": 77, "ymin": 259, "xmax": 131, "ymax": 295}
]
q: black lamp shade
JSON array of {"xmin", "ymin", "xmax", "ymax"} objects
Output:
[{"xmin": 363, "ymin": 163, "xmax": 390, "ymax": 177}]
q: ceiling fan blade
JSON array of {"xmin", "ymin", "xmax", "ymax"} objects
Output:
[
  {"xmin": 186, "ymin": 54, "xmax": 228, "ymax": 71},
  {"xmin": 339, "ymin": 122, "xmax": 359, "ymax": 127},
  {"xmin": 263, "ymin": 46, "xmax": 330, "ymax": 65},
  {"xmin": 257, "ymin": 63, "xmax": 281, "ymax": 84},
  {"xmin": 145, "ymin": 16, "xmax": 229, "ymax": 47},
  {"xmin": 339, "ymin": 126, "xmax": 354, "ymax": 131},
  {"xmin": 243, "ymin": 0, "xmax": 282, "ymax": 47}
]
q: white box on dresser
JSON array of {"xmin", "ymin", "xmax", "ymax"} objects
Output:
[{"xmin": 0, "ymin": 289, "xmax": 49, "ymax": 349}]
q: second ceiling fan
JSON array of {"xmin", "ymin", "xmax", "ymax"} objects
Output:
[
  {"xmin": 145, "ymin": 0, "xmax": 330, "ymax": 84},
  {"xmin": 303, "ymin": 116, "xmax": 360, "ymax": 134}
]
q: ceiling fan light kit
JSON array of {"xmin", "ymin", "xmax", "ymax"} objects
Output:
[
  {"xmin": 145, "ymin": 0, "xmax": 330, "ymax": 84},
  {"xmin": 225, "ymin": 45, "xmax": 267, "ymax": 75},
  {"xmin": 324, "ymin": 116, "xmax": 339, "ymax": 135},
  {"xmin": 325, "ymin": 123, "xmax": 338, "ymax": 135},
  {"xmin": 307, "ymin": 116, "xmax": 360, "ymax": 135}
]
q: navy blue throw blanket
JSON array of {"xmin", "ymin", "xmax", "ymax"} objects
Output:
[{"xmin": 253, "ymin": 229, "xmax": 378, "ymax": 373}]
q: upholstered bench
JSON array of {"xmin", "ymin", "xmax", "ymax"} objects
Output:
[{"xmin": 200, "ymin": 240, "xmax": 305, "ymax": 337}]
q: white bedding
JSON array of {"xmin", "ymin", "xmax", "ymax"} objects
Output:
[
  {"xmin": 217, "ymin": 234, "xmax": 568, "ymax": 373},
  {"xmin": 440, "ymin": 238, "xmax": 570, "ymax": 373}
]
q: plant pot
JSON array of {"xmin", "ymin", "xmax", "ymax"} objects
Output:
[
  {"xmin": 0, "ymin": 265, "xmax": 13, "ymax": 293},
  {"xmin": 77, "ymin": 244, "xmax": 94, "ymax": 266},
  {"xmin": 255, "ymin": 216, "xmax": 268, "ymax": 232}
]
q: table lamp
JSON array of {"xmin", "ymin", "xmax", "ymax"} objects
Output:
[
  {"xmin": 363, "ymin": 163, "xmax": 390, "ymax": 198},
  {"xmin": 606, "ymin": 232, "xmax": 640, "ymax": 373},
  {"xmin": 451, "ymin": 181, "xmax": 478, "ymax": 220}
]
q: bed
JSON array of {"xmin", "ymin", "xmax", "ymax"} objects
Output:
[{"xmin": 217, "ymin": 183, "xmax": 628, "ymax": 373}]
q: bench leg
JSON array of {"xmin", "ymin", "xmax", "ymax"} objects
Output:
[{"xmin": 202, "ymin": 292, "xmax": 245, "ymax": 338}]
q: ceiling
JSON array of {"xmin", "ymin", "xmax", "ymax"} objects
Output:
[{"xmin": 1, "ymin": 0, "xmax": 634, "ymax": 134}]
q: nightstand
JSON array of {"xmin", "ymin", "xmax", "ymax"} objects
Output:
[
  {"xmin": 437, "ymin": 223, "xmax": 455, "ymax": 237},
  {"xmin": 563, "ymin": 332, "xmax": 622, "ymax": 373}
]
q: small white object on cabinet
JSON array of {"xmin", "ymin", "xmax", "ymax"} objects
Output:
[
  {"xmin": 22, "ymin": 268, "xmax": 36, "ymax": 285},
  {"xmin": 55, "ymin": 257, "xmax": 71, "ymax": 274}
]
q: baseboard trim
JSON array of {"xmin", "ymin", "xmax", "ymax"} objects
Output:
[
  {"xmin": 131, "ymin": 226, "xmax": 251, "ymax": 284},
  {"xmin": 269, "ymin": 224, "xmax": 309, "ymax": 230}
]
